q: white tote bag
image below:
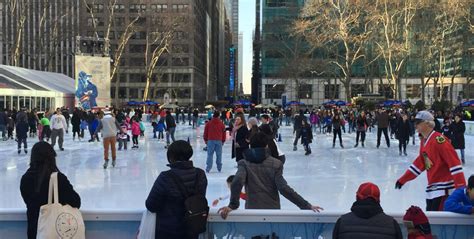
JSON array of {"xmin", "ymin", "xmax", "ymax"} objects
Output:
[
  {"xmin": 36, "ymin": 172, "xmax": 85, "ymax": 239},
  {"xmin": 136, "ymin": 210, "xmax": 156, "ymax": 239}
]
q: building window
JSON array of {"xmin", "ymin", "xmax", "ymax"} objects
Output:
[
  {"xmin": 131, "ymin": 31, "xmax": 147, "ymax": 40},
  {"xmin": 129, "ymin": 44, "xmax": 146, "ymax": 53},
  {"xmin": 265, "ymin": 84, "xmax": 285, "ymax": 99},
  {"xmin": 463, "ymin": 84, "xmax": 474, "ymax": 99},
  {"xmin": 171, "ymin": 4, "xmax": 188, "ymax": 13},
  {"xmin": 298, "ymin": 84, "xmax": 312, "ymax": 99},
  {"xmin": 172, "ymin": 44, "xmax": 189, "ymax": 53},
  {"xmin": 129, "ymin": 74, "xmax": 146, "ymax": 83},
  {"xmin": 131, "ymin": 16, "xmax": 146, "ymax": 25},
  {"xmin": 324, "ymin": 85, "xmax": 340, "ymax": 99},
  {"xmin": 129, "ymin": 88, "xmax": 139, "ymax": 98},
  {"xmin": 87, "ymin": 17, "xmax": 104, "ymax": 27},
  {"xmin": 379, "ymin": 85, "xmax": 394, "ymax": 99},
  {"xmin": 129, "ymin": 57, "xmax": 145, "ymax": 67},
  {"xmin": 266, "ymin": 0, "xmax": 288, "ymax": 7},
  {"xmin": 406, "ymin": 84, "xmax": 420, "ymax": 98},
  {"xmin": 172, "ymin": 58, "xmax": 189, "ymax": 66},
  {"xmin": 173, "ymin": 31, "xmax": 187, "ymax": 40},
  {"xmin": 114, "ymin": 4, "xmax": 125, "ymax": 13},
  {"xmin": 170, "ymin": 73, "xmax": 191, "ymax": 83},
  {"xmin": 119, "ymin": 87, "xmax": 127, "ymax": 98},
  {"xmin": 114, "ymin": 17, "xmax": 125, "ymax": 26},
  {"xmin": 351, "ymin": 84, "xmax": 366, "ymax": 97},
  {"xmin": 129, "ymin": 4, "xmax": 146, "ymax": 13},
  {"xmin": 151, "ymin": 4, "xmax": 167, "ymax": 12}
]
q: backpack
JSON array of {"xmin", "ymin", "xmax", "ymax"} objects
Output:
[{"xmin": 168, "ymin": 170, "xmax": 209, "ymax": 236}]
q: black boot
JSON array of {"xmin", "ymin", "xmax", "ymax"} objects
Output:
[{"xmin": 354, "ymin": 143, "xmax": 358, "ymax": 148}]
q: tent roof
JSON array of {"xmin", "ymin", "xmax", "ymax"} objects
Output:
[{"xmin": 0, "ymin": 65, "xmax": 75, "ymax": 93}]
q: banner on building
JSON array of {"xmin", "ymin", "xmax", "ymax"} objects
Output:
[{"xmin": 74, "ymin": 55, "xmax": 111, "ymax": 110}]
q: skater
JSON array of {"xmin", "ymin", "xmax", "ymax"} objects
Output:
[
  {"xmin": 409, "ymin": 114, "xmax": 416, "ymax": 145},
  {"xmin": 259, "ymin": 124, "xmax": 285, "ymax": 164},
  {"xmin": 80, "ymin": 118, "xmax": 88, "ymax": 140},
  {"xmin": 117, "ymin": 124, "xmax": 129, "ymax": 151},
  {"xmin": 332, "ymin": 114, "xmax": 344, "ymax": 148},
  {"xmin": 203, "ymin": 111, "xmax": 226, "ymax": 173},
  {"xmin": 7, "ymin": 115, "xmax": 14, "ymax": 139},
  {"xmin": 441, "ymin": 118, "xmax": 453, "ymax": 141},
  {"xmin": 87, "ymin": 111, "xmax": 100, "ymax": 142},
  {"xmin": 218, "ymin": 132, "xmax": 323, "ymax": 219},
  {"xmin": 95, "ymin": 111, "xmax": 121, "ymax": 169},
  {"xmin": 396, "ymin": 113, "xmax": 411, "ymax": 156},
  {"xmin": 16, "ymin": 117, "xmax": 29, "ymax": 154},
  {"xmin": 354, "ymin": 111, "xmax": 367, "ymax": 148},
  {"xmin": 395, "ymin": 111, "xmax": 466, "ymax": 211},
  {"xmin": 131, "ymin": 117, "xmax": 141, "ymax": 149},
  {"xmin": 231, "ymin": 113, "xmax": 248, "ymax": 162},
  {"xmin": 139, "ymin": 119, "xmax": 145, "ymax": 137},
  {"xmin": 71, "ymin": 108, "xmax": 82, "ymax": 141},
  {"xmin": 212, "ymin": 175, "xmax": 247, "ymax": 207},
  {"xmin": 260, "ymin": 114, "xmax": 279, "ymax": 139},
  {"xmin": 39, "ymin": 114, "xmax": 51, "ymax": 142},
  {"xmin": 246, "ymin": 117, "xmax": 259, "ymax": 143},
  {"xmin": 0, "ymin": 108, "xmax": 7, "ymax": 140},
  {"xmin": 333, "ymin": 182, "xmax": 402, "ymax": 239},
  {"xmin": 50, "ymin": 108, "xmax": 67, "ymax": 151},
  {"xmin": 27, "ymin": 110, "xmax": 38, "ymax": 138},
  {"xmin": 156, "ymin": 117, "xmax": 165, "ymax": 140},
  {"xmin": 292, "ymin": 110, "xmax": 307, "ymax": 151},
  {"xmin": 376, "ymin": 108, "xmax": 390, "ymax": 148},
  {"xmin": 450, "ymin": 115, "xmax": 465, "ymax": 164},
  {"xmin": 300, "ymin": 119, "xmax": 313, "ymax": 155},
  {"xmin": 165, "ymin": 110, "xmax": 176, "ymax": 148}
]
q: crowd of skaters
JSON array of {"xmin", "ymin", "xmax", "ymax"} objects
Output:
[{"xmin": 1, "ymin": 103, "xmax": 473, "ymax": 238}]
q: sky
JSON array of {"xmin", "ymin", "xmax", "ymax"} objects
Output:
[{"xmin": 239, "ymin": 0, "xmax": 256, "ymax": 94}]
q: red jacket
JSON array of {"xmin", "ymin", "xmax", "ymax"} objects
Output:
[
  {"xmin": 203, "ymin": 117, "xmax": 226, "ymax": 143},
  {"xmin": 398, "ymin": 131, "xmax": 466, "ymax": 199}
]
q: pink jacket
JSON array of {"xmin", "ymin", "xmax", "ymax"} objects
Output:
[{"xmin": 131, "ymin": 122, "xmax": 141, "ymax": 136}]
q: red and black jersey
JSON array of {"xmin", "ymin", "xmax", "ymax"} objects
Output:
[{"xmin": 398, "ymin": 131, "xmax": 466, "ymax": 199}]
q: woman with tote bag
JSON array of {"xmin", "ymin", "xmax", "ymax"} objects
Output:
[{"xmin": 20, "ymin": 142, "xmax": 82, "ymax": 239}]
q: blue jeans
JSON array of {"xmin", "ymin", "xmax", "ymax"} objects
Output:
[
  {"xmin": 206, "ymin": 140, "xmax": 223, "ymax": 172},
  {"xmin": 166, "ymin": 127, "xmax": 176, "ymax": 144}
]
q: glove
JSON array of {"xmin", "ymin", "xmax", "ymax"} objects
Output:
[{"xmin": 395, "ymin": 180, "xmax": 403, "ymax": 189}]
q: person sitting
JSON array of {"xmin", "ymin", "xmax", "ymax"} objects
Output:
[
  {"xmin": 145, "ymin": 140, "xmax": 208, "ymax": 239},
  {"xmin": 403, "ymin": 205, "xmax": 434, "ymax": 239},
  {"xmin": 444, "ymin": 175, "xmax": 474, "ymax": 215},
  {"xmin": 333, "ymin": 182, "xmax": 402, "ymax": 239},
  {"xmin": 20, "ymin": 142, "xmax": 81, "ymax": 239},
  {"xmin": 218, "ymin": 132, "xmax": 323, "ymax": 219}
]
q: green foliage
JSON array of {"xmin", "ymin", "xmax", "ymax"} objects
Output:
[
  {"xmin": 414, "ymin": 100, "xmax": 426, "ymax": 111},
  {"xmin": 431, "ymin": 100, "xmax": 452, "ymax": 113}
]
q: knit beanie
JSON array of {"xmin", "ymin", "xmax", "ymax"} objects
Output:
[{"xmin": 403, "ymin": 206, "xmax": 432, "ymax": 237}]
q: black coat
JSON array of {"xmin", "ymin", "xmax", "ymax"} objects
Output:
[
  {"xmin": 20, "ymin": 169, "xmax": 81, "ymax": 239},
  {"xmin": 232, "ymin": 126, "xmax": 249, "ymax": 161},
  {"xmin": 145, "ymin": 161, "xmax": 207, "ymax": 239},
  {"xmin": 395, "ymin": 119, "xmax": 410, "ymax": 141},
  {"xmin": 165, "ymin": 114, "xmax": 176, "ymax": 129},
  {"xmin": 356, "ymin": 116, "xmax": 367, "ymax": 132},
  {"xmin": 71, "ymin": 111, "xmax": 82, "ymax": 131},
  {"xmin": 450, "ymin": 121, "xmax": 465, "ymax": 149},
  {"xmin": 0, "ymin": 111, "xmax": 7, "ymax": 125},
  {"xmin": 16, "ymin": 121, "xmax": 29, "ymax": 139},
  {"xmin": 333, "ymin": 199, "xmax": 402, "ymax": 239}
]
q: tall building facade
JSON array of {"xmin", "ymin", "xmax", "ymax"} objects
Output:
[
  {"xmin": 224, "ymin": 0, "xmax": 239, "ymax": 98},
  {"xmin": 251, "ymin": 0, "xmax": 262, "ymax": 103},
  {"xmin": 260, "ymin": 0, "xmax": 474, "ymax": 107},
  {"xmin": 79, "ymin": 0, "xmax": 228, "ymax": 106},
  {"xmin": 0, "ymin": 0, "xmax": 80, "ymax": 78}
]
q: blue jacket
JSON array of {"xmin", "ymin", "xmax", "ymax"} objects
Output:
[
  {"xmin": 444, "ymin": 187, "xmax": 474, "ymax": 215},
  {"xmin": 145, "ymin": 161, "xmax": 207, "ymax": 238}
]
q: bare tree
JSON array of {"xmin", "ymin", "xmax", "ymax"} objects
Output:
[
  {"xmin": 294, "ymin": 0, "xmax": 374, "ymax": 101},
  {"xmin": 7, "ymin": 0, "xmax": 27, "ymax": 66},
  {"xmin": 142, "ymin": 15, "xmax": 186, "ymax": 102},
  {"xmin": 371, "ymin": 0, "xmax": 424, "ymax": 100}
]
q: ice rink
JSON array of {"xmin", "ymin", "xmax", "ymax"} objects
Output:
[{"xmin": 0, "ymin": 121, "xmax": 472, "ymax": 214}]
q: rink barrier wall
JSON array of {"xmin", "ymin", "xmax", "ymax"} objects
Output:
[{"xmin": 1, "ymin": 209, "xmax": 474, "ymax": 238}]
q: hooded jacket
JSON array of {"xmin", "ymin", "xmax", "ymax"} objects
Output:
[
  {"xmin": 333, "ymin": 198, "xmax": 402, "ymax": 239},
  {"xmin": 145, "ymin": 161, "xmax": 207, "ymax": 238},
  {"xmin": 228, "ymin": 148, "xmax": 311, "ymax": 210}
]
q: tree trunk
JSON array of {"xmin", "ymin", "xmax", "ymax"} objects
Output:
[{"xmin": 344, "ymin": 79, "xmax": 351, "ymax": 102}]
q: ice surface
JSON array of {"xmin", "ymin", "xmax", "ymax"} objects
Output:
[{"xmin": 0, "ymin": 122, "xmax": 472, "ymax": 214}]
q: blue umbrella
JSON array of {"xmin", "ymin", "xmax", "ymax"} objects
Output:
[
  {"xmin": 127, "ymin": 101, "xmax": 138, "ymax": 106},
  {"xmin": 145, "ymin": 100, "xmax": 158, "ymax": 106},
  {"xmin": 462, "ymin": 100, "xmax": 474, "ymax": 107},
  {"xmin": 288, "ymin": 101, "xmax": 305, "ymax": 106},
  {"xmin": 336, "ymin": 100, "xmax": 347, "ymax": 106}
]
